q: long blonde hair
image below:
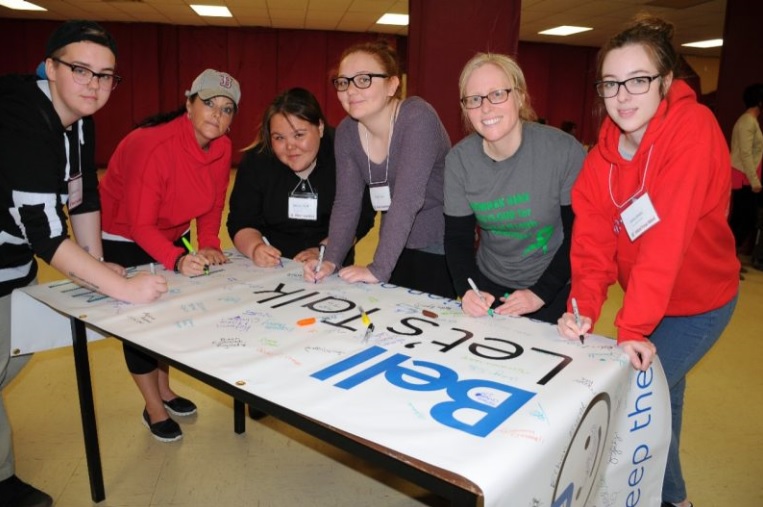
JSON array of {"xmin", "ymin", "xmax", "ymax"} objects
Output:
[{"xmin": 458, "ymin": 52, "xmax": 537, "ymax": 132}]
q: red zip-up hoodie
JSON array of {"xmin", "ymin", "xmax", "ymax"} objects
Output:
[{"xmin": 570, "ymin": 80, "xmax": 739, "ymax": 343}]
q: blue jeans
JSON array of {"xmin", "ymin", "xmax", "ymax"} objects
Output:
[{"xmin": 649, "ymin": 294, "xmax": 738, "ymax": 503}]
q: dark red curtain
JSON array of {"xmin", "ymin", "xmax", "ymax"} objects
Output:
[
  {"xmin": 0, "ymin": 19, "xmax": 393, "ymax": 166},
  {"xmin": 408, "ymin": 0, "xmax": 521, "ymax": 145},
  {"xmin": 716, "ymin": 0, "xmax": 763, "ymax": 141},
  {"xmin": 0, "ymin": 18, "xmax": 676, "ymax": 163},
  {"xmin": 517, "ymin": 42, "xmax": 600, "ymax": 146}
]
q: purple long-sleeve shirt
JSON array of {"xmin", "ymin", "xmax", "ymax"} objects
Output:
[{"xmin": 326, "ymin": 97, "xmax": 451, "ymax": 281}]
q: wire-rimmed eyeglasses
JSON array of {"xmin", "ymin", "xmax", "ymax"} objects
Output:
[
  {"xmin": 52, "ymin": 57, "xmax": 122, "ymax": 91},
  {"xmin": 594, "ymin": 74, "xmax": 661, "ymax": 98},
  {"xmin": 460, "ymin": 88, "xmax": 512, "ymax": 109},
  {"xmin": 332, "ymin": 73, "xmax": 389, "ymax": 92}
]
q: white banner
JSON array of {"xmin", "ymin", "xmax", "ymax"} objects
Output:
[{"xmin": 11, "ymin": 252, "xmax": 670, "ymax": 506}]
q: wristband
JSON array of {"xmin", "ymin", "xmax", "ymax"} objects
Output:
[{"xmin": 173, "ymin": 254, "xmax": 185, "ymax": 273}]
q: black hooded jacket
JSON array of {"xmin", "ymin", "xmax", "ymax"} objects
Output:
[{"xmin": 0, "ymin": 74, "xmax": 99, "ymax": 296}]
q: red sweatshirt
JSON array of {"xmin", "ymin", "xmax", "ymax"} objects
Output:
[
  {"xmin": 570, "ymin": 80, "xmax": 739, "ymax": 343},
  {"xmin": 100, "ymin": 115, "xmax": 231, "ymax": 269}
]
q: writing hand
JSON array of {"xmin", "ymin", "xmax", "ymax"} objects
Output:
[
  {"xmin": 177, "ymin": 253, "xmax": 210, "ymax": 276},
  {"xmin": 252, "ymin": 242, "xmax": 282, "ymax": 268},
  {"xmin": 461, "ymin": 289, "xmax": 495, "ymax": 317},
  {"xmin": 619, "ymin": 340, "xmax": 656, "ymax": 371},
  {"xmin": 556, "ymin": 312, "xmax": 592, "ymax": 340},
  {"xmin": 124, "ymin": 272, "xmax": 168, "ymax": 303},
  {"xmin": 303, "ymin": 259, "xmax": 336, "ymax": 283}
]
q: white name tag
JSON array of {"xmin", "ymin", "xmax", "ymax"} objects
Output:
[
  {"xmin": 67, "ymin": 174, "xmax": 83, "ymax": 210},
  {"xmin": 288, "ymin": 193, "xmax": 318, "ymax": 220},
  {"xmin": 621, "ymin": 193, "xmax": 660, "ymax": 241},
  {"xmin": 369, "ymin": 185, "xmax": 391, "ymax": 211}
]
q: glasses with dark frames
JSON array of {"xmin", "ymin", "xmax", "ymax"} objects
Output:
[
  {"xmin": 460, "ymin": 88, "xmax": 513, "ymax": 109},
  {"xmin": 594, "ymin": 74, "xmax": 661, "ymax": 98},
  {"xmin": 52, "ymin": 57, "xmax": 122, "ymax": 91},
  {"xmin": 332, "ymin": 73, "xmax": 389, "ymax": 92}
]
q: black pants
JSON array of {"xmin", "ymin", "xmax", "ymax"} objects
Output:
[
  {"xmin": 103, "ymin": 234, "xmax": 189, "ymax": 375},
  {"xmin": 730, "ymin": 186, "xmax": 758, "ymax": 252},
  {"xmin": 475, "ymin": 270, "xmax": 570, "ymax": 325},
  {"xmin": 389, "ymin": 248, "xmax": 456, "ymax": 300}
]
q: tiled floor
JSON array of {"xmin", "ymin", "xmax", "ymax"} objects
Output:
[{"xmin": 5, "ymin": 175, "xmax": 762, "ymax": 505}]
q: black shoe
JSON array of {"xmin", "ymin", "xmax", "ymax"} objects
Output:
[
  {"xmin": 661, "ymin": 503, "xmax": 693, "ymax": 507},
  {"xmin": 248, "ymin": 405, "xmax": 268, "ymax": 420},
  {"xmin": 142, "ymin": 409, "xmax": 182, "ymax": 442},
  {"xmin": 0, "ymin": 475, "xmax": 52, "ymax": 507},
  {"xmin": 163, "ymin": 396, "xmax": 197, "ymax": 416}
]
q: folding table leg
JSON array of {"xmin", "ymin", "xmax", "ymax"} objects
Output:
[{"xmin": 70, "ymin": 317, "xmax": 105, "ymax": 502}]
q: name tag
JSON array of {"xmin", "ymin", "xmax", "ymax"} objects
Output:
[
  {"xmin": 370, "ymin": 185, "xmax": 391, "ymax": 211},
  {"xmin": 621, "ymin": 193, "xmax": 660, "ymax": 241},
  {"xmin": 67, "ymin": 174, "xmax": 83, "ymax": 210},
  {"xmin": 288, "ymin": 193, "xmax": 318, "ymax": 220}
]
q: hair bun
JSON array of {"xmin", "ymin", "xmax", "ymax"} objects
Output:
[{"xmin": 632, "ymin": 14, "xmax": 674, "ymax": 41}]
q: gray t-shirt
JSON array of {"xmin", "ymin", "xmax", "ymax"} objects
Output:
[{"xmin": 444, "ymin": 122, "xmax": 585, "ymax": 288}]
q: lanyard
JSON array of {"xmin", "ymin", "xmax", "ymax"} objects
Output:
[
  {"xmin": 608, "ymin": 144, "xmax": 653, "ymax": 209},
  {"xmin": 64, "ymin": 120, "xmax": 84, "ymax": 181},
  {"xmin": 290, "ymin": 175, "xmax": 316, "ymax": 195},
  {"xmin": 364, "ymin": 100, "xmax": 399, "ymax": 185}
]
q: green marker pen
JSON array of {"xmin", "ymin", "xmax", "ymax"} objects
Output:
[{"xmin": 181, "ymin": 237, "xmax": 209, "ymax": 275}]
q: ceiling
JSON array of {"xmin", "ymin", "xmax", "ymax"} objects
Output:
[{"xmin": 0, "ymin": 0, "xmax": 726, "ymax": 57}]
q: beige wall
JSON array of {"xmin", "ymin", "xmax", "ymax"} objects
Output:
[{"xmin": 685, "ymin": 55, "xmax": 721, "ymax": 94}]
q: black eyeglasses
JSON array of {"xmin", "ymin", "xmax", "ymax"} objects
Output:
[
  {"xmin": 332, "ymin": 73, "xmax": 388, "ymax": 92},
  {"xmin": 594, "ymin": 74, "xmax": 661, "ymax": 98},
  {"xmin": 52, "ymin": 58, "xmax": 122, "ymax": 91},
  {"xmin": 460, "ymin": 88, "xmax": 512, "ymax": 109}
]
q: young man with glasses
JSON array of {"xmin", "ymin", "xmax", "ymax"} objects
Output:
[{"xmin": 0, "ymin": 20, "xmax": 167, "ymax": 507}]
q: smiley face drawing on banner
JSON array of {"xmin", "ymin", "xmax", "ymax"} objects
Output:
[{"xmin": 552, "ymin": 393, "xmax": 611, "ymax": 507}]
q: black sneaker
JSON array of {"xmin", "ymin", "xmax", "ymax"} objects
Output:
[
  {"xmin": 142, "ymin": 409, "xmax": 182, "ymax": 442},
  {"xmin": 0, "ymin": 475, "xmax": 53, "ymax": 507},
  {"xmin": 162, "ymin": 396, "xmax": 197, "ymax": 416}
]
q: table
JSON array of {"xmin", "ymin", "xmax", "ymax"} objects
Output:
[{"xmin": 11, "ymin": 252, "xmax": 671, "ymax": 506}]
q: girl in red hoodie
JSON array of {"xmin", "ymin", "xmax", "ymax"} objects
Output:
[{"xmin": 557, "ymin": 16, "xmax": 739, "ymax": 507}]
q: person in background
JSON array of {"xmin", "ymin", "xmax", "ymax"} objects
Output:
[
  {"xmin": 557, "ymin": 16, "xmax": 739, "ymax": 507},
  {"xmin": 560, "ymin": 120, "xmax": 578, "ymax": 139},
  {"xmin": 728, "ymin": 83, "xmax": 763, "ymax": 264},
  {"xmin": 304, "ymin": 41, "xmax": 454, "ymax": 299},
  {"xmin": 0, "ymin": 21, "xmax": 167, "ymax": 507},
  {"xmin": 228, "ymin": 87, "xmax": 375, "ymax": 269},
  {"xmin": 445, "ymin": 53, "xmax": 585, "ymax": 323},
  {"xmin": 99, "ymin": 69, "xmax": 240, "ymax": 442}
]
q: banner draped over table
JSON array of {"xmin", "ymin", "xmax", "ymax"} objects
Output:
[{"xmin": 12, "ymin": 251, "xmax": 670, "ymax": 506}]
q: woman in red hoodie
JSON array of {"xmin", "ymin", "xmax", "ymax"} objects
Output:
[{"xmin": 557, "ymin": 16, "xmax": 739, "ymax": 507}]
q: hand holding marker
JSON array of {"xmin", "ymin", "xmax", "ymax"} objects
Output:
[
  {"xmin": 262, "ymin": 236, "xmax": 283, "ymax": 267},
  {"xmin": 314, "ymin": 244, "xmax": 326, "ymax": 283},
  {"xmin": 181, "ymin": 237, "xmax": 209, "ymax": 275},
  {"xmin": 467, "ymin": 277, "xmax": 494, "ymax": 317},
  {"xmin": 571, "ymin": 298, "xmax": 585, "ymax": 344}
]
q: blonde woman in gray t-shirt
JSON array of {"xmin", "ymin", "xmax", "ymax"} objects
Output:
[{"xmin": 444, "ymin": 53, "xmax": 585, "ymax": 323}]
